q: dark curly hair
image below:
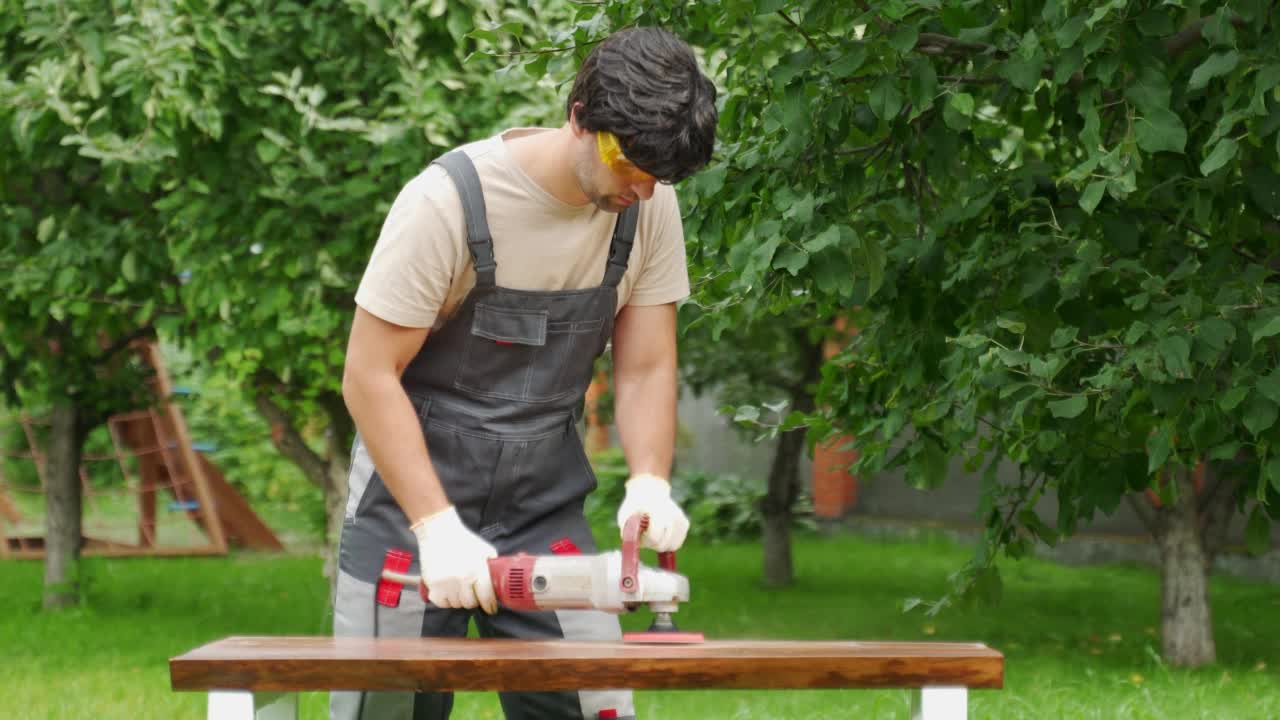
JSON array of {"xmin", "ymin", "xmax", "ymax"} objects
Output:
[{"xmin": 566, "ymin": 27, "xmax": 718, "ymax": 184}]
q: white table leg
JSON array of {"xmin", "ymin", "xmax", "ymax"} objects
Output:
[
  {"xmin": 911, "ymin": 686, "xmax": 967, "ymax": 720},
  {"xmin": 208, "ymin": 690, "xmax": 298, "ymax": 720}
]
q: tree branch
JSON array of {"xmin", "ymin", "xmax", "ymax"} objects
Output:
[
  {"xmin": 915, "ymin": 32, "xmax": 1004, "ymax": 59},
  {"xmin": 1165, "ymin": 15, "xmax": 1248, "ymax": 58},
  {"xmin": 1126, "ymin": 492, "xmax": 1161, "ymax": 536},
  {"xmin": 92, "ymin": 325, "xmax": 155, "ymax": 364},
  {"xmin": 252, "ymin": 369, "xmax": 327, "ymax": 487},
  {"xmin": 776, "ymin": 10, "xmax": 820, "ymax": 53}
]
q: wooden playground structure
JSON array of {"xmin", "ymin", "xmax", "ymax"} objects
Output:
[{"xmin": 0, "ymin": 341, "xmax": 283, "ymax": 559}]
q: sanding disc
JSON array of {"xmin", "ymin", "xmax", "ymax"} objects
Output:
[{"xmin": 622, "ymin": 631, "xmax": 706, "ymax": 644}]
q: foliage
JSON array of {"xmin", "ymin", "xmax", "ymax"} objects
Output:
[
  {"xmin": 165, "ymin": 343, "xmax": 326, "ymax": 535},
  {"xmin": 585, "ymin": 447, "xmax": 632, "ymax": 536},
  {"xmin": 494, "ymin": 0, "xmax": 1280, "ymax": 613},
  {"xmin": 587, "ymin": 447, "xmax": 815, "ymax": 544},
  {"xmin": 1, "ymin": 0, "xmax": 577, "ymax": 529},
  {"xmin": 676, "ymin": 468, "xmax": 818, "ymax": 543}
]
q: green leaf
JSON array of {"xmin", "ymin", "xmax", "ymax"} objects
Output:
[
  {"xmin": 996, "ymin": 317, "xmax": 1027, "ymax": 334},
  {"xmin": 1049, "ymin": 395, "xmax": 1088, "ymax": 419},
  {"xmin": 888, "ymin": 24, "xmax": 920, "ymax": 54},
  {"xmin": 773, "ymin": 246, "xmax": 809, "ymax": 275},
  {"xmin": 953, "ymin": 334, "xmax": 986, "ymax": 349},
  {"xmin": 805, "ymin": 225, "xmax": 845, "ymax": 253},
  {"xmin": 1189, "ymin": 51, "xmax": 1240, "ymax": 91},
  {"xmin": 121, "ymin": 251, "xmax": 138, "ymax": 283},
  {"xmin": 908, "ymin": 60, "xmax": 938, "ymax": 114},
  {"xmin": 1244, "ymin": 165, "xmax": 1280, "ymax": 217},
  {"xmin": 943, "ymin": 92, "xmax": 974, "ymax": 130},
  {"xmin": 1219, "ymin": 386, "xmax": 1250, "ymax": 412},
  {"xmin": 1197, "ymin": 317, "xmax": 1236, "ymax": 351},
  {"xmin": 1147, "ymin": 424, "xmax": 1174, "ymax": 473},
  {"xmin": 908, "ymin": 439, "xmax": 949, "ymax": 490},
  {"xmin": 1252, "ymin": 313, "xmax": 1280, "ymax": 344},
  {"xmin": 857, "ymin": 235, "xmax": 887, "ymax": 298},
  {"xmin": 1051, "ymin": 326, "xmax": 1079, "ymax": 347},
  {"xmin": 1209, "ymin": 441, "xmax": 1241, "ymax": 461},
  {"xmin": 828, "ymin": 46, "xmax": 868, "ymax": 78},
  {"xmin": 1260, "ymin": 371, "xmax": 1280, "ymax": 405},
  {"xmin": 733, "ymin": 405, "xmax": 760, "ymax": 424},
  {"xmin": 1135, "ymin": 107, "xmax": 1187, "ymax": 154},
  {"xmin": 37, "ymin": 216, "xmax": 56, "ymax": 243},
  {"xmin": 1054, "ymin": 14, "xmax": 1087, "ymax": 48},
  {"xmin": 1244, "ymin": 396, "xmax": 1279, "ymax": 437},
  {"xmin": 1199, "ymin": 138, "xmax": 1238, "ymax": 176},
  {"xmin": 870, "ymin": 76, "xmax": 904, "ymax": 121},
  {"xmin": 1135, "ymin": 9, "xmax": 1174, "ymax": 36},
  {"xmin": 1157, "ymin": 335, "xmax": 1192, "ymax": 379},
  {"xmin": 1245, "ymin": 506, "xmax": 1270, "ymax": 556},
  {"xmin": 1079, "ymin": 180, "xmax": 1107, "ymax": 214}
]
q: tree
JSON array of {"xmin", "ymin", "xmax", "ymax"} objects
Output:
[
  {"xmin": 678, "ymin": 285, "xmax": 827, "ymax": 587},
  {"xmin": 3, "ymin": 0, "xmax": 570, "ymax": 596},
  {"xmin": 497, "ymin": 1, "xmax": 1280, "ymax": 667},
  {"xmin": 0, "ymin": 0, "xmax": 193, "ymax": 607}
]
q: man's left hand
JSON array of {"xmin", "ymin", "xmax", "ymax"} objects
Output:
[{"xmin": 616, "ymin": 474, "xmax": 689, "ymax": 552}]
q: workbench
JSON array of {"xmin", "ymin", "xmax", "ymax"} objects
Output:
[{"xmin": 170, "ymin": 636, "xmax": 1004, "ymax": 719}]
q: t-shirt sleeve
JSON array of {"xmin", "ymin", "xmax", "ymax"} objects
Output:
[
  {"xmin": 625, "ymin": 185, "xmax": 691, "ymax": 307},
  {"xmin": 354, "ymin": 167, "xmax": 463, "ymax": 329}
]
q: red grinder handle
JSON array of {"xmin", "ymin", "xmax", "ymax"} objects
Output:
[{"xmin": 620, "ymin": 514, "xmax": 676, "ymax": 592}]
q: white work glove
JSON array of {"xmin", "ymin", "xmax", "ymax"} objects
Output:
[
  {"xmin": 616, "ymin": 474, "xmax": 689, "ymax": 552},
  {"xmin": 411, "ymin": 505, "xmax": 498, "ymax": 614}
]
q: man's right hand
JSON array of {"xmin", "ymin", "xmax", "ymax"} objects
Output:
[{"xmin": 411, "ymin": 505, "xmax": 499, "ymax": 614}]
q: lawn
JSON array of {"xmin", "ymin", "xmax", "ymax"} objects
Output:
[{"xmin": 2, "ymin": 530, "xmax": 1277, "ymax": 719}]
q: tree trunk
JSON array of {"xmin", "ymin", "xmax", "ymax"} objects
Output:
[
  {"xmin": 761, "ymin": 424, "xmax": 804, "ymax": 586},
  {"xmin": 254, "ymin": 382, "xmax": 356, "ymax": 603},
  {"xmin": 1130, "ymin": 468, "xmax": 1216, "ymax": 667},
  {"xmin": 760, "ymin": 336, "xmax": 824, "ymax": 587},
  {"xmin": 43, "ymin": 401, "xmax": 86, "ymax": 610}
]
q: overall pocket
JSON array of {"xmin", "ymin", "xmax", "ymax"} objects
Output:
[
  {"xmin": 454, "ymin": 303, "xmax": 548, "ymax": 401},
  {"xmin": 455, "ymin": 303, "xmax": 604, "ymax": 403}
]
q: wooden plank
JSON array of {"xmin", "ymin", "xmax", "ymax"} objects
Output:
[
  {"xmin": 170, "ymin": 637, "xmax": 1004, "ymax": 693},
  {"xmin": 197, "ymin": 455, "xmax": 284, "ymax": 551}
]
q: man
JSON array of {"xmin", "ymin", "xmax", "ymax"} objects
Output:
[{"xmin": 334, "ymin": 26, "xmax": 718, "ymax": 720}]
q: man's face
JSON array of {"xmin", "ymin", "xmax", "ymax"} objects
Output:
[{"xmin": 573, "ymin": 130, "xmax": 659, "ymax": 213}]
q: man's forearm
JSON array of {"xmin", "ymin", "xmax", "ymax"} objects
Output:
[
  {"xmin": 343, "ymin": 371, "xmax": 451, "ymax": 523},
  {"xmin": 613, "ymin": 356, "xmax": 677, "ymax": 479}
]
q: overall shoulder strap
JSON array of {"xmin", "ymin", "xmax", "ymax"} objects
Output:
[
  {"xmin": 432, "ymin": 151, "xmax": 496, "ymax": 287},
  {"xmin": 602, "ymin": 203, "xmax": 640, "ymax": 288}
]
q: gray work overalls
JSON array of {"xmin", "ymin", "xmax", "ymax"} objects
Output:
[{"xmin": 332, "ymin": 151, "xmax": 638, "ymax": 720}]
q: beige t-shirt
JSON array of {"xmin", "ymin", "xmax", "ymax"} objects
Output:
[{"xmin": 355, "ymin": 128, "xmax": 691, "ymax": 330}]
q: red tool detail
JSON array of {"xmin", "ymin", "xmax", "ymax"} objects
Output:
[
  {"xmin": 413, "ymin": 556, "xmax": 537, "ymax": 609},
  {"xmin": 495, "ymin": 340, "xmax": 512, "ymax": 345},
  {"xmin": 620, "ymin": 515, "xmax": 675, "ymax": 593},
  {"xmin": 549, "ymin": 538, "xmax": 582, "ymax": 555},
  {"xmin": 597, "ymin": 710, "xmax": 619, "ymax": 719},
  {"xmin": 377, "ymin": 548, "xmax": 412, "ymax": 608},
  {"xmin": 490, "ymin": 554, "xmax": 538, "ymax": 610}
]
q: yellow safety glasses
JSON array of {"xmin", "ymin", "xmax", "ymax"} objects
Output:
[{"xmin": 596, "ymin": 131, "xmax": 657, "ymax": 185}]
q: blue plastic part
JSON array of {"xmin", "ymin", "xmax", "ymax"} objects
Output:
[{"xmin": 168, "ymin": 500, "xmax": 200, "ymax": 512}]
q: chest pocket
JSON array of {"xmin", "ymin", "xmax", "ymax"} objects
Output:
[{"xmin": 455, "ymin": 303, "xmax": 604, "ymax": 403}]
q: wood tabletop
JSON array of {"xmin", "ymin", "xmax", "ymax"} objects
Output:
[{"xmin": 170, "ymin": 636, "xmax": 1004, "ymax": 693}]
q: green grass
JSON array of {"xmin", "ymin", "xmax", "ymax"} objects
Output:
[{"xmin": 2, "ymin": 531, "xmax": 1278, "ymax": 719}]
